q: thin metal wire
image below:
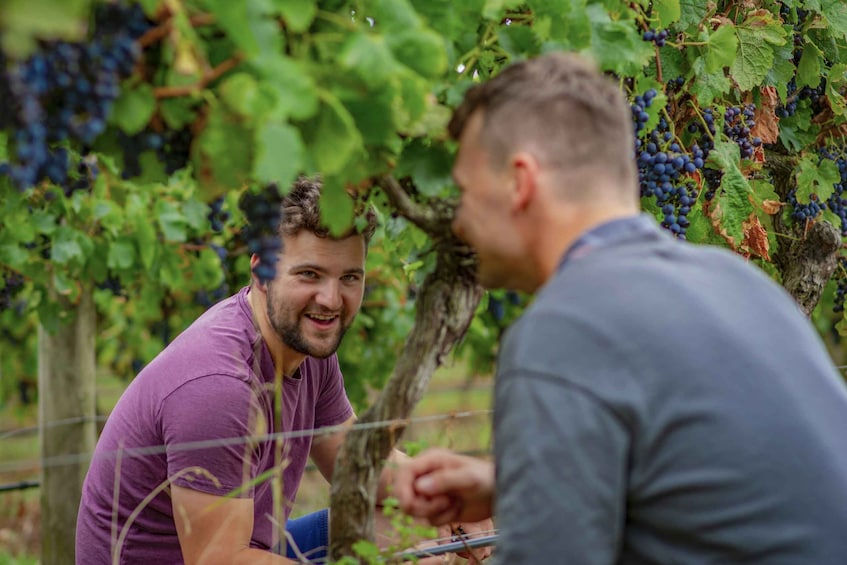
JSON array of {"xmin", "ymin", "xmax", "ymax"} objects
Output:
[
  {"xmin": 0, "ymin": 409, "xmax": 492, "ymax": 475},
  {"xmin": 0, "ymin": 415, "xmax": 109, "ymax": 440}
]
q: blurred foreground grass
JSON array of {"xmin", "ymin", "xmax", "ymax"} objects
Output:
[{"xmin": 0, "ymin": 360, "xmax": 493, "ymax": 560}]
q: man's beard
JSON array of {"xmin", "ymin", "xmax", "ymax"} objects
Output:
[{"xmin": 266, "ymin": 292, "xmax": 350, "ymax": 358}]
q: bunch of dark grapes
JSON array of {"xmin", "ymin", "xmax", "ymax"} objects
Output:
[
  {"xmin": 777, "ymin": 79, "xmax": 799, "ymax": 118},
  {"xmin": 0, "ymin": 272, "xmax": 25, "ymax": 312},
  {"xmin": 64, "ymin": 155, "xmax": 100, "ymax": 197},
  {"xmin": 687, "ymin": 107, "xmax": 717, "ymax": 156},
  {"xmin": 240, "ymin": 184, "xmax": 284, "ymax": 283},
  {"xmin": 833, "ymin": 257, "xmax": 847, "ymax": 314},
  {"xmin": 207, "ymin": 197, "xmax": 230, "ymax": 232},
  {"xmin": 723, "ymin": 104, "xmax": 761, "ymax": 159},
  {"xmin": 0, "ymin": 2, "xmax": 151, "ymax": 190},
  {"xmin": 631, "ymin": 89, "xmax": 700, "ymax": 238},
  {"xmin": 787, "ymin": 189, "xmax": 824, "ymax": 223},
  {"xmin": 642, "ymin": 29, "xmax": 669, "ymax": 47},
  {"xmin": 118, "ymin": 127, "xmax": 192, "ymax": 179},
  {"xmin": 820, "ymin": 146, "xmax": 847, "ymax": 235}
]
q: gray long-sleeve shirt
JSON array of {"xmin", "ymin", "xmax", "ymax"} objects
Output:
[{"xmin": 493, "ymin": 215, "xmax": 847, "ymax": 564}]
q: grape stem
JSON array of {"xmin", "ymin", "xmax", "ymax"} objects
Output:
[
  {"xmin": 139, "ymin": 13, "xmax": 216, "ymax": 48},
  {"xmin": 153, "ymin": 54, "xmax": 244, "ymax": 98}
]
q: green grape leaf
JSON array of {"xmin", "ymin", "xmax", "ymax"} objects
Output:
[
  {"xmin": 254, "ymin": 55, "xmax": 319, "ymax": 121},
  {"xmin": 819, "ymin": 0, "xmax": 847, "ymax": 42},
  {"xmin": 155, "ymin": 200, "xmax": 188, "ymax": 243},
  {"xmin": 654, "ymin": 0, "xmax": 681, "ymax": 28},
  {"xmin": 586, "ymin": 4, "xmax": 653, "ymax": 76},
  {"xmin": 796, "ymin": 42, "xmax": 822, "ymax": 89},
  {"xmin": 482, "ymin": 0, "xmax": 523, "ymax": 19},
  {"xmin": 160, "ymin": 97, "xmax": 197, "ymax": 130},
  {"xmin": 826, "ymin": 63, "xmax": 847, "ymax": 119},
  {"xmin": 204, "ymin": 0, "xmax": 280, "ymax": 58},
  {"xmin": 679, "ymin": 0, "xmax": 708, "ymax": 30},
  {"xmin": 707, "ymin": 140, "xmax": 752, "ymax": 244},
  {"xmin": 341, "ymin": 87, "xmax": 399, "ymax": 144},
  {"xmin": 31, "ymin": 210, "xmax": 58, "ymax": 235},
  {"xmin": 273, "ymin": 0, "xmax": 316, "ymax": 32},
  {"xmin": 396, "ymin": 140, "xmax": 454, "ymax": 197},
  {"xmin": 779, "ymin": 104, "xmax": 819, "ymax": 152},
  {"xmin": 133, "ymin": 214, "xmax": 158, "ymax": 270},
  {"xmin": 497, "ymin": 24, "xmax": 541, "ymax": 59},
  {"xmin": 730, "ymin": 12, "xmax": 787, "ymax": 92},
  {"xmin": 0, "ymin": 0, "xmax": 90, "ymax": 57},
  {"xmin": 690, "ymin": 57, "xmax": 731, "ymax": 106},
  {"xmin": 795, "ymin": 154, "xmax": 839, "ymax": 203},
  {"xmin": 301, "ymin": 96, "xmax": 363, "ymax": 175},
  {"xmin": 195, "ymin": 247, "xmax": 225, "ymax": 289},
  {"xmin": 159, "ymin": 247, "xmax": 185, "ymax": 288},
  {"xmin": 766, "ymin": 41, "xmax": 796, "ymax": 102},
  {"xmin": 51, "ymin": 226, "xmax": 84, "ymax": 265},
  {"xmin": 528, "ymin": 0, "xmax": 590, "ymax": 47},
  {"xmin": 111, "ymin": 84, "xmax": 156, "ymax": 135},
  {"xmin": 219, "ymin": 72, "xmax": 264, "ymax": 119},
  {"xmin": 253, "ymin": 122, "xmax": 304, "ymax": 186},
  {"xmin": 703, "ymin": 23, "xmax": 737, "ymax": 73},
  {"xmin": 193, "ymin": 104, "xmax": 253, "ymax": 194},
  {"xmin": 107, "ymin": 237, "xmax": 136, "ymax": 271},
  {"xmin": 386, "ymin": 28, "xmax": 448, "ymax": 79},
  {"xmin": 338, "ymin": 32, "xmax": 399, "ymax": 88},
  {"xmin": 319, "ymin": 176, "xmax": 355, "ymax": 236},
  {"xmin": 365, "ymin": 0, "xmax": 422, "ymax": 31},
  {"xmin": 182, "ymin": 199, "xmax": 210, "ymax": 232}
]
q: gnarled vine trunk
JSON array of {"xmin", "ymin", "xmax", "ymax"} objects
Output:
[
  {"xmin": 329, "ymin": 177, "xmax": 482, "ymax": 561},
  {"xmin": 768, "ymin": 154, "xmax": 841, "ymax": 316}
]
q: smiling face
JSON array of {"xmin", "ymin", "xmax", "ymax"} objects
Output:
[{"xmin": 265, "ymin": 230, "xmax": 366, "ymax": 360}]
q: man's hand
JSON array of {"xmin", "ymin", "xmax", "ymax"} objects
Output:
[{"xmin": 393, "ymin": 448, "xmax": 495, "ymax": 526}]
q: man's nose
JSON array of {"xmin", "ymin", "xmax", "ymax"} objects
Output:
[{"xmin": 315, "ymin": 280, "xmax": 343, "ymax": 310}]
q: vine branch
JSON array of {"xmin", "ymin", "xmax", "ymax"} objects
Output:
[
  {"xmin": 152, "ymin": 54, "xmax": 244, "ymax": 99},
  {"xmin": 376, "ymin": 175, "xmax": 452, "ymax": 235}
]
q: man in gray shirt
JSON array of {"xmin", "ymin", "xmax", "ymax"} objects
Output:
[{"xmin": 393, "ymin": 52, "xmax": 847, "ymax": 563}]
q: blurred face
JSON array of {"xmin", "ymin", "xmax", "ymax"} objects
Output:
[
  {"xmin": 265, "ymin": 231, "xmax": 366, "ymax": 359},
  {"xmin": 452, "ymin": 111, "xmax": 524, "ymax": 289}
]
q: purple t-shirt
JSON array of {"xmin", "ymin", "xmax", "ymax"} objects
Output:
[{"xmin": 76, "ymin": 287, "xmax": 354, "ymax": 564}]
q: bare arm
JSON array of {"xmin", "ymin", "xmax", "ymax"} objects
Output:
[{"xmin": 171, "ymin": 485, "xmax": 295, "ymax": 565}]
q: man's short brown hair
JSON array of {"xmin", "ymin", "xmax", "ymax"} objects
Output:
[
  {"xmin": 448, "ymin": 52, "xmax": 637, "ymax": 193},
  {"xmin": 280, "ymin": 176, "xmax": 377, "ymax": 245}
]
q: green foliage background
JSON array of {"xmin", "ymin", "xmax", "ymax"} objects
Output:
[{"xmin": 2, "ymin": 0, "xmax": 847, "ymax": 409}]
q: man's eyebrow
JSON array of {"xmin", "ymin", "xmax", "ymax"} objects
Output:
[{"xmin": 289, "ymin": 263, "xmax": 365, "ymax": 275}]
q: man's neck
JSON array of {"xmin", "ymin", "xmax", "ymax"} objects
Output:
[{"xmin": 533, "ymin": 204, "xmax": 639, "ymax": 288}]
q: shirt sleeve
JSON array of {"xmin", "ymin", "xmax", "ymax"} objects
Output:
[
  {"xmin": 312, "ymin": 354, "xmax": 354, "ymax": 428},
  {"xmin": 493, "ymin": 370, "xmax": 629, "ymax": 565},
  {"xmin": 160, "ymin": 375, "xmax": 264, "ymax": 498}
]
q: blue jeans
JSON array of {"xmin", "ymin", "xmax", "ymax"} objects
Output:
[{"xmin": 278, "ymin": 508, "xmax": 329, "ymax": 562}]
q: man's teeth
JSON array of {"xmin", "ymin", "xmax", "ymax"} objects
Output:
[{"xmin": 308, "ymin": 314, "xmax": 336, "ymax": 321}]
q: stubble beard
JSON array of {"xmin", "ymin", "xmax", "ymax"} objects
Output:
[{"xmin": 266, "ymin": 292, "xmax": 349, "ymax": 358}]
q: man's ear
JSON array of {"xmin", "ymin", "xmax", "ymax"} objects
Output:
[
  {"xmin": 249, "ymin": 254, "xmax": 267, "ymax": 292},
  {"xmin": 510, "ymin": 151, "xmax": 539, "ymax": 212}
]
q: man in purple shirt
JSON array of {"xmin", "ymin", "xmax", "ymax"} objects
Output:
[{"xmin": 76, "ymin": 178, "xmax": 485, "ymax": 564}]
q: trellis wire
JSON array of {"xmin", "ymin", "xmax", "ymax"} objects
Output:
[{"xmin": 0, "ymin": 409, "xmax": 492, "ymax": 475}]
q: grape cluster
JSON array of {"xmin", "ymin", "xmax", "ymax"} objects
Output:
[
  {"xmin": 787, "ymin": 189, "xmax": 824, "ymax": 223},
  {"xmin": 207, "ymin": 197, "xmax": 230, "ymax": 232},
  {"xmin": 0, "ymin": 272, "xmax": 25, "ymax": 312},
  {"xmin": 0, "ymin": 2, "xmax": 150, "ymax": 190},
  {"xmin": 834, "ymin": 257, "xmax": 847, "ymax": 314},
  {"xmin": 820, "ymin": 147, "xmax": 847, "ymax": 235},
  {"xmin": 240, "ymin": 184, "xmax": 284, "ymax": 283},
  {"xmin": 631, "ymin": 89, "xmax": 700, "ymax": 238},
  {"xmin": 118, "ymin": 127, "xmax": 192, "ymax": 179},
  {"xmin": 723, "ymin": 105, "xmax": 762, "ymax": 159},
  {"xmin": 642, "ymin": 29, "xmax": 669, "ymax": 47}
]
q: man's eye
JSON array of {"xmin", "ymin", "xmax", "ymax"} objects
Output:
[
  {"xmin": 300, "ymin": 271, "xmax": 318, "ymax": 279},
  {"xmin": 342, "ymin": 274, "xmax": 361, "ymax": 283}
]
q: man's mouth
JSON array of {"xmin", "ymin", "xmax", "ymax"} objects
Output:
[{"xmin": 305, "ymin": 313, "xmax": 339, "ymax": 328}]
